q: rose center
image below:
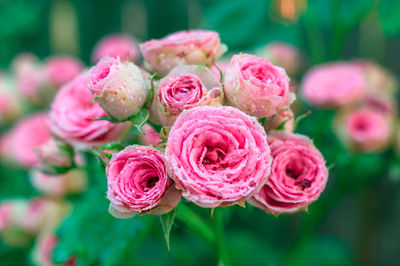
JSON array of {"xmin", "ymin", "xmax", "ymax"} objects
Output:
[
  {"xmin": 141, "ymin": 175, "xmax": 159, "ymax": 191},
  {"xmin": 285, "ymin": 161, "xmax": 312, "ymax": 190}
]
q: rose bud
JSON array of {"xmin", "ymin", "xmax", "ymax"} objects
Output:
[
  {"xmin": 92, "ymin": 34, "xmax": 140, "ymax": 63},
  {"xmin": 50, "ymin": 73, "xmax": 130, "ymax": 148},
  {"xmin": 150, "ymin": 65, "xmax": 224, "ymax": 126},
  {"xmin": 10, "ymin": 113, "xmax": 52, "ymax": 168},
  {"xmin": 165, "ymin": 106, "xmax": 272, "ymax": 208},
  {"xmin": 36, "ymin": 139, "xmax": 74, "ymax": 175},
  {"xmin": 335, "ymin": 107, "xmax": 393, "ymax": 152},
  {"xmin": 248, "ymin": 131, "xmax": 328, "ymax": 214},
  {"xmin": 140, "ymin": 124, "xmax": 162, "ymax": 147},
  {"xmin": 44, "ymin": 56, "xmax": 83, "ymax": 88},
  {"xmin": 106, "ymin": 145, "xmax": 180, "ymax": 218},
  {"xmin": 30, "ymin": 169, "xmax": 87, "ymax": 197},
  {"xmin": 301, "ymin": 62, "xmax": 366, "ymax": 108},
  {"xmin": 353, "ymin": 60, "xmax": 397, "ymax": 97},
  {"xmin": 264, "ymin": 108, "xmax": 295, "ymax": 132},
  {"xmin": 223, "ymin": 53, "xmax": 292, "ymax": 118},
  {"xmin": 256, "ymin": 41, "xmax": 302, "ymax": 77},
  {"xmin": 0, "ymin": 74, "xmax": 23, "ymax": 123},
  {"xmin": 21, "ymin": 198, "xmax": 70, "ymax": 234},
  {"xmin": 32, "ymin": 233, "xmax": 77, "ymax": 266},
  {"xmin": 88, "ymin": 57, "xmax": 149, "ymax": 120},
  {"xmin": 140, "ymin": 30, "xmax": 227, "ymax": 76}
]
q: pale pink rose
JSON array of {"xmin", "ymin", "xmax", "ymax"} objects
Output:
[
  {"xmin": 92, "ymin": 34, "xmax": 139, "ymax": 63},
  {"xmin": 50, "ymin": 74, "xmax": 130, "ymax": 148},
  {"xmin": 11, "ymin": 52, "xmax": 39, "ymax": 76},
  {"xmin": 264, "ymin": 108, "xmax": 295, "ymax": 132},
  {"xmin": 0, "ymin": 74, "xmax": 22, "ymax": 122},
  {"xmin": 302, "ymin": 63, "xmax": 366, "ymax": 108},
  {"xmin": 362, "ymin": 95, "xmax": 397, "ymax": 117},
  {"xmin": 30, "ymin": 169, "xmax": 87, "ymax": 197},
  {"xmin": 0, "ymin": 200, "xmax": 31, "ymax": 247},
  {"xmin": 150, "ymin": 65, "xmax": 224, "ymax": 126},
  {"xmin": 224, "ymin": 53, "xmax": 292, "ymax": 118},
  {"xmin": 140, "ymin": 30, "xmax": 227, "ymax": 76},
  {"xmin": 106, "ymin": 145, "xmax": 180, "ymax": 218},
  {"xmin": 165, "ymin": 106, "xmax": 272, "ymax": 208},
  {"xmin": 249, "ymin": 131, "xmax": 328, "ymax": 214},
  {"xmin": 22, "ymin": 198, "xmax": 70, "ymax": 234},
  {"xmin": 32, "ymin": 233, "xmax": 77, "ymax": 266},
  {"xmin": 36, "ymin": 139, "xmax": 74, "ymax": 175},
  {"xmin": 88, "ymin": 57, "xmax": 148, "ymax": 120},
  {"xmin": 353, "ymin": 59, "xmax": 397, "ymax": 97},
  {"xmin": 44, "ymin": 56, "xmax": 83, "ymax": 88},
  {"xmin": 0, "ymin": 133, "xmax": 13, "ymax": 160},
  {"xmin": 256, "ymin": 42, "xmax": 302, "ymax": 76},
  {"xmin": 140, "ymin": 124, "xmax": 162, "ymax": 146},
  {"xmin": 0, "ymin": 202, "xmax": 12, "ymax": 231},
  {"xmin": 10, "ymin": 113, "xmax": 52, "ymax": 168},
  {"xmin": 336, "ymin": 107, "xmax": 392, "ymax": 152}
]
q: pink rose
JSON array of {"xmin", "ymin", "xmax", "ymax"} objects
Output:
[
  {"xmin": 140, "ymin": 124, "xmax": 162, "ymax": 146},
  {"xmin": 165, "ymin": 106, "xmax": 272, "ymax": 208},
  {"xmin": 0, "ymin": 133, "xmax": 12, "ymax": 160},
  {"xmin": 92, "ymin": 34, "xmax": 139, "ymax": 63},
  {"xmin": 44, "ymin": 56, "xmax": 83, "ymax": 88},
  {"xmin": 11, "ymin": 52, "xmax": 39, "ymax": 76},
  {"xmin": 30, "ymin": 169, "xmax": 87, "ymax": 197},
  {"xmin": 150, "ymin": 65, "xmax": 224, "ymax": 126},
  {"xmin": 0, "ymin": 75, "xmax": 22, "ymax": 123},
  {"xmin": 336, "ymin": 107, "xmax": 392, "ymax": 152},
  {"xmin": 223, "ymin": 53, "xmax": 292, "ymax": 118},
  {"xmin": 256, "ymin": 41, "xmax": 302, "ymax": 76},
  {"xmin": 140, "ymin": 30, "xmax": 227, "ymax": 76},
  {"xmin": 248, "ymin": 131, "xmax": 328, "ymax": 214},
  {"xmin": 88, "ymin": 57, "xmax": 148, "ymax": 120},
  {"xmin": 106, "ymin": 145, "xmax": 181, "ymax": 218},
  {"xmin": 36, "ymin": 139, "xmax": 74, "ymax": 175},
  {"xmin": 302, "ymin": 63, "xmax": 366, "ymax": 108},
  {"xmin": 0, "ymin": 202, "xmax": 12, "ymax": 231},
  {"xmin": 264, "ymin": 108, "xmax": 295, "ymax": 132},
  {"xmin": 10, "ymin": 113, "xmax": 52, "ymax": 168},
  {"xmin": 0, "ymin": 200, "xmax": 31, "ymax": 247},
  {"xmin": 50, "ymin": 74, "xmax": 130, "ymax": 147}
]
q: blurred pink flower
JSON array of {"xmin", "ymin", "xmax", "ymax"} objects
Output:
[
  {"xmin": 92, "ymin": 34, "xmax": 139, "ymax": 63},
  {"xmin": 44, "ymin": 56, "xmax": 83, "ymax": 88}
]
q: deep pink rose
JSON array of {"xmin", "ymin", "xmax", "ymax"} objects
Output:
[
  {"xmin": 336, "ymin": 107, "xmax": 392, "ymax": 152},
  {"xmin": 224, "ymin": 53, "xmax": 292, "ymax": 118},
  {"xmin": 88, "ymin": 57, "xmax": 148, "ymax": 120},
  {"xmin": 140, "ymin": 30, "xmax": 227, "ymax": 76},
  {"xmin": 10, "ymin": 113, "xmax": 52, "ymax": 168},
  {"xmin": 44, "ymin": 56, "xmax": 83, "ymax": 87},
  {"xmin": 92, "ymin": 34, "xmax": 139, "ymax": 63},
  {"xmin": 106, "ymin": 145, "xmax": 181, "ymax": 218},
  {"xmin": 165, "ymin": 106, "xmax": 272, "ymax": 208},
  {"xmin": 30, "ymin": 169, "xmax": 87, "ymax": 197},
  {"xmin": 140, "ymin": 124, "xmax": 162, "ymax": 146},
  {"xmin": 150, "ymin": 65, "xmax": 224, "ymax": 126},
  {"xmin": 50, "ymin": 74, "xmax": 129, "ymax": 147},
  {"xmin": 302, "ymin": 63, "xmax": 366, "ymax": 108},
  {"xmin": 249, "ymin": 131, "xmax": 328, "ymax": 214},
  {"xmin": 257, "ymin": 41, "xmax": 302, "ymax": 76}
]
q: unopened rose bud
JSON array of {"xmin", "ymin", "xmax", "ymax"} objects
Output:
[
  {"xmin": 140, "ymin": 30, "xmax": 227, "ymax": 76},
  {"xmin": 150, "ymin": 65, "xmax": 224, "ymax": 126},
  {"xmin": 88, "ymin": 57, "xmax": 148, "ymax": 120},
  {"xmin": 224, "ymin": 53, "xmax": 292, "ymax": 118},
  {"xmin": 264, "ymin": 108, "xmax": 295, "ymax": 132},
  {"xmin": 36, "ymin": 139, "xmax": 74, "ymax": 175}
]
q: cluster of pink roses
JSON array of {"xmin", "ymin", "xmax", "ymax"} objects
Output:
[{"xmin": 301, "ymin": 60, "xmax": 398, "ymax": 152}]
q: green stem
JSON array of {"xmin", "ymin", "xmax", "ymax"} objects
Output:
[{"xmin": 214, "ymin": 208, "xmax": 232, "ymax": 266}]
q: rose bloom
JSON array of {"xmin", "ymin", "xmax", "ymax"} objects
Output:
[
  {"xmin": 264, "ymin": 108, "xmax": 295, "ymax": 132},
  {"xmin": 336, "ymin": 107, "xmax": 392, "ymax": 152},
  {"xmin": 140, "ymin": 30, "xmax": 227, "ymax": 76},
  {"xmin": 50, "ymin": 73, "xmax": 130, "ymax": 148},
  {"xmin": 0, "ymin": 75, "xmax": 22, "ymax": 123},
  {"xmin": 256, "ymin": 41, "xmax": 302, "ymax": 76},
  {"xmin": 150, "ymin": 65, "xmax": 224, "ymax": 126},
  {"xmin": 165, "ymin": 106, "xmax": 272, "ymax": 208},
  {"xmin": 140, "ymin": 124, "xmax": 162, "ymax": 147},
  {"xmin": 44, "ymin": 56, "xmax": 83, "ymax": 88},
  {"xmin": 88, "ymin": 57, "xmax": 148, "ymax": 120},
  {"xmin": 0, "ymin": 200, "xmax": 31, "ymax": 247},
  {"xmin": 106, "ymin": 145, "xmax": 181, "ymax": 218},
  {"xmin": 302, "ymin": 62, "xmax": 366, "ymax": 108},
  {"xmin": 249, "ymin": 131, "xmax": 328, "ymax": 214},
  {"xmin": 10, "ymin": 113, "xmax": 52, "ymax": 168},
  {"xmin": 92, "ymin": 34, "xmax": 139, "ymax": 63},
  {"xmin": 224, "ymin": 53, "xmax": 292, "ymax": 118},
  {"xmin": 11, "ymin": 52, "xmax": 39, "ymax": 76},
  {"xmin": 30, "ymin": 169, "xmax": 87, "ymax": 197}
]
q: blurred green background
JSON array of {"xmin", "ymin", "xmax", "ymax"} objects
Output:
[{"xmin": 1, "ymin": 0, "xmax": 400, "ymax": 265}]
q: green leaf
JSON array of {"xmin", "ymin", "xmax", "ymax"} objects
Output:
[
  {"xmin": 159, "ymin": 208, "xmax": 177, "ymax": 252},
  {"xmin": 294, "ymin": 110, "xmax": 312, "ymax": 131},
  {"xmin": 130, "ymin": 108, "xmax": 149, "ymax": 130}
]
